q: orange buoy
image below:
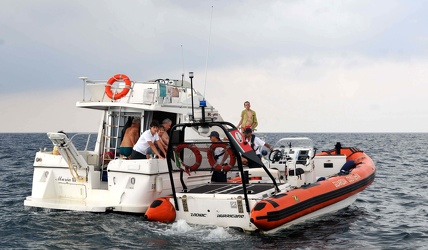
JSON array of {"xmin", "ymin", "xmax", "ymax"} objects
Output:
[{"xmin": 144, "ymin": 197, "xmax": 176, "ymax": 223}]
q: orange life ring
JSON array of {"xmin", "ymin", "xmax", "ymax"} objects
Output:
[
  {"xmin": 207, "ymin": 144, "xmax": 236, "ymax": 171},
  {"xmin": 174, "ymin": 144, "xmax": 202, "ymax": 171},
  {"xmin": 105, "ymin": 74, "xmax": 132, "ymax": 100}
]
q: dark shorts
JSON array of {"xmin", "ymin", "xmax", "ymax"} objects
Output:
[
  {"xmin": 120, "ymin": 147, "xmax": 133, "ymax": 157},
  {"xmin": 211, "ymin": 171, "xmax": 227, "ymax": 182},
  {"xmin": 130, "ymin": 150, "xmax": 147, "ymax": 159}
]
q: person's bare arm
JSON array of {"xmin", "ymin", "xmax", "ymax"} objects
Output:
[
  {"xmin": 148, "ymin": 141, "xmax": 164, "ymax": 159},
  {"xmin": 155, "ymin": 140, "xmax": 167, "ymax": 158}
]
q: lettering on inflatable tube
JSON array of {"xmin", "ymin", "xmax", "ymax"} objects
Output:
[{"xmin": 332, "ymin": 178, "xmax": 348, "ymax": 188}]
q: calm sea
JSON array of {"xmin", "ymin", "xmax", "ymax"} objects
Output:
[{"xmin": 1, "ymin": 133, "xmax": 427, "ymax": 249}]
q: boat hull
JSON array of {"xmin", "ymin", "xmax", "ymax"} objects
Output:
[
  {"xmin": 24, "ymin": 155, "xmax": 212, "ymax": 213},
  {"xmin": 146, "ymin": 147, "xmax": 376, "ymax": 233},
  {"xmin": 250, "ymin": 150, "xmax": 375, "ymax": 232}
]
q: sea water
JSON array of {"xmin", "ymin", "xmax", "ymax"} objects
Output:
[{"xmin": 0, "ymin": 133, "xmax": 427, "ymax": 249}]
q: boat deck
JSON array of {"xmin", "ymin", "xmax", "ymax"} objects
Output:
[{"xmin": 186, "ymin": 183, "xmax": 278, "ymax": 195}]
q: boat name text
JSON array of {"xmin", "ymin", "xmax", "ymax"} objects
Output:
[
  {"xmin": 345, "ymin": 173, "xmax": 361, "ymax": 183},
  {"xmin": 332, "ymin": 178, "xmax": 348, "ymax": 188},
  {"xmin": 217, "ymin": 214, "xmax": 245, "ymax": 218},
  {"xmin": 190, "ymin": 213, "xmax": 207, "ymax": 217},
  {"xmin": 57, "ymin": 176, "xmax": 76, "ymax": 183}
]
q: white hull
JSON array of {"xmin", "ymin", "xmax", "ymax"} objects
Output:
[
  {"xmin": 24, "ymin": 152, "xmax": 212, "ymax": 213},
  {"xmin": 24, "ymin": 76, "xmax": 221, "ymax": 213},
  {"xmin": 167, "ymin": 185, "xmax": 357, "ymax": 233},
  {"xmin": 171, "ymin": 183, "xmax": 291, "ymax": 232}
]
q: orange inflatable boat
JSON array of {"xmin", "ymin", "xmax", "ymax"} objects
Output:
[{"xmin": 145, "ymin": 122, "xmax": 376, "ymax": 233}]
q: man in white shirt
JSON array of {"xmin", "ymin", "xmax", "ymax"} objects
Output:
[
  {"xmin": 243, "ymin": 128, "xmax": 273, "ymax": 159},
  {"xmin": 131, "ymin": 121, "xmax": 166, "ymax": 159}
]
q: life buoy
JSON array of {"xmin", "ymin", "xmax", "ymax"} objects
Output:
[
  {"xmin": 207, "ymin": 144, "xmax": 236, "ymax": 171},
  {"xmin": 105, "ymin": 74, "xmax": 132, "ymax": 100},
  {"xmin": 174, "ymin": 144, "xmax": 202, "ymax": 171}
]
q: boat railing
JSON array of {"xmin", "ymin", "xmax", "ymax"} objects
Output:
[
  {"xmin": 54, "ymin": 132, "xmax": 100, "ymax": 169},
  {"xmin": 79, "ymin": 78, "xmax": 203, "ymax": 108},
  {"xmin": 68, "ymin": 133, "xmax": 94, "ymax": 151}
]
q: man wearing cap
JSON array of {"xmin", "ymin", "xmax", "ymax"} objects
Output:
[
  {"xmin": 243, "ymin": 128, "xmax": 273, "ymax": 159},
  {"xmin": 206, "ymin": 131, "xmax": 229, "ymax": 182}
]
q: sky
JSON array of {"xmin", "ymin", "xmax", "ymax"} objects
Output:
[{"xmin": 1, "ymin": 0, "xmax": 428, "ymax": 133}]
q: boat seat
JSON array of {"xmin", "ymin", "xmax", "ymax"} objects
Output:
[
  {"xmin": 246, "ymin": 168, "xmax": 281, "ymax": 183},
  {"xmin": 288, "ymin": 168, "xmax": 304, "ymax": 179}
]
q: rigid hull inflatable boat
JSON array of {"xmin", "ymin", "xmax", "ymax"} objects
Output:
[
  {"xmin": 145, "ymin": 122, "xmax": 376, "ymax": 233},
  {"xmin": 24, "ymin": 74, "xmax": 222, "ymax": 213}
]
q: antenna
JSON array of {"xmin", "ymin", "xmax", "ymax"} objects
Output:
[
  {"xmin": 203, "ymin": 5, "xmax": 214, "ymax": 99},
  {"xmin": 181, "ymin": 44, "xmax": 184, "ymax": 86}
]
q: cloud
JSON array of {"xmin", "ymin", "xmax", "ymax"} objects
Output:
[
  {"xmin": 205, "ymin": 55, "xmax": 428, "ymax": 132},
  {"xmin": 1, "ymin": 0, "xmax": 428, "ymax": 132},
  {"xmin": 0, "ymin": 88, "xmax": 99, "ymax": 133}
]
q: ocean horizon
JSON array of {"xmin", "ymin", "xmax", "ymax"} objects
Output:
[{"xmin": 1, "ymin": 132, "xmax": 426, "ymax": 249}]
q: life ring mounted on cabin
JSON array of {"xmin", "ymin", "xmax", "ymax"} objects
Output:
[
  {"xmin": 207, "ymin": 144, "xmax": 236, "ymax": 172},
  {"xmin": 105, "ymin": 74, "xmax": 132, "ymax": 100},
  {"xmin": 174, "ymin": 144, "xmax": 203, "ymax": 171}
]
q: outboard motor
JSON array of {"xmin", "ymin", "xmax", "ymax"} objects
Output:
[{"xmin": 335, "ymin": 142, "xmax": 342, "ymax": 155}]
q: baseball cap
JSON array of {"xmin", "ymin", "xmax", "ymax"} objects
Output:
[{"xmin": 208, "ymin": 131, "xmax": 220, "ymax": 138}]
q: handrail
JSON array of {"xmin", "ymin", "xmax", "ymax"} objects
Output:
[
  {"xmin": 68, "ymin": 133, "xmax": 94, "ymax": 151},
  {"xmin": 80, "ymin": 78, "xmax": 206, "ymax": 108}
]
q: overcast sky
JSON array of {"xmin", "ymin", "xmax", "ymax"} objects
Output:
[{"xmin": 1, "ymin": 0, "xmax": 428, "ymax": 133}]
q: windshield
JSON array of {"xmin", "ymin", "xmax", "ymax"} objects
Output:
[{"xmin": 273, "ymin": 137, "xmax": 314, "ymax": 149}]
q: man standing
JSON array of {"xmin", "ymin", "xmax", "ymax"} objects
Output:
[
  {"xmin": 237, "ymin": 101, "xmax": 258, "ymax": 132},
  {"xmin": 207, "ymin": 131, "xmax": 229, "ymax": 182},
  {"xmin": 120, "ymin": 118, "xmax": 140, "ymax": 159}
]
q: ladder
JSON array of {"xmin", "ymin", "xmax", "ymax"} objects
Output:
[{"xmin": 101, "ymin": 106, "xmax": 123, "ymax": 179}]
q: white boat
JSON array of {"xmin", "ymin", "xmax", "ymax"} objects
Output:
[
  {"xmin": 145, "ymin": 121, "xmax": 376, "ymax": 233},
  {"xmin": 24, "ymin": 74, "xmax": 223, "ymax": 213}
]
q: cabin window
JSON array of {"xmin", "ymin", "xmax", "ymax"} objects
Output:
[{"xmin": 324, "ymin": 163, "xmax": 334, "ymax": 168}]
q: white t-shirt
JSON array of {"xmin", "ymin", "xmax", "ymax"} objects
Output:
[
  {"xmin": 133, "ymin": 130, "xmax": 159, "ymax": 154},
  {"xmin": 248, "ymin": 135, "xmax": 265, "ymax": 155},
  {"xmin": 214, "ymin": 146, "xmax": 225, "ymax": 164}
]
